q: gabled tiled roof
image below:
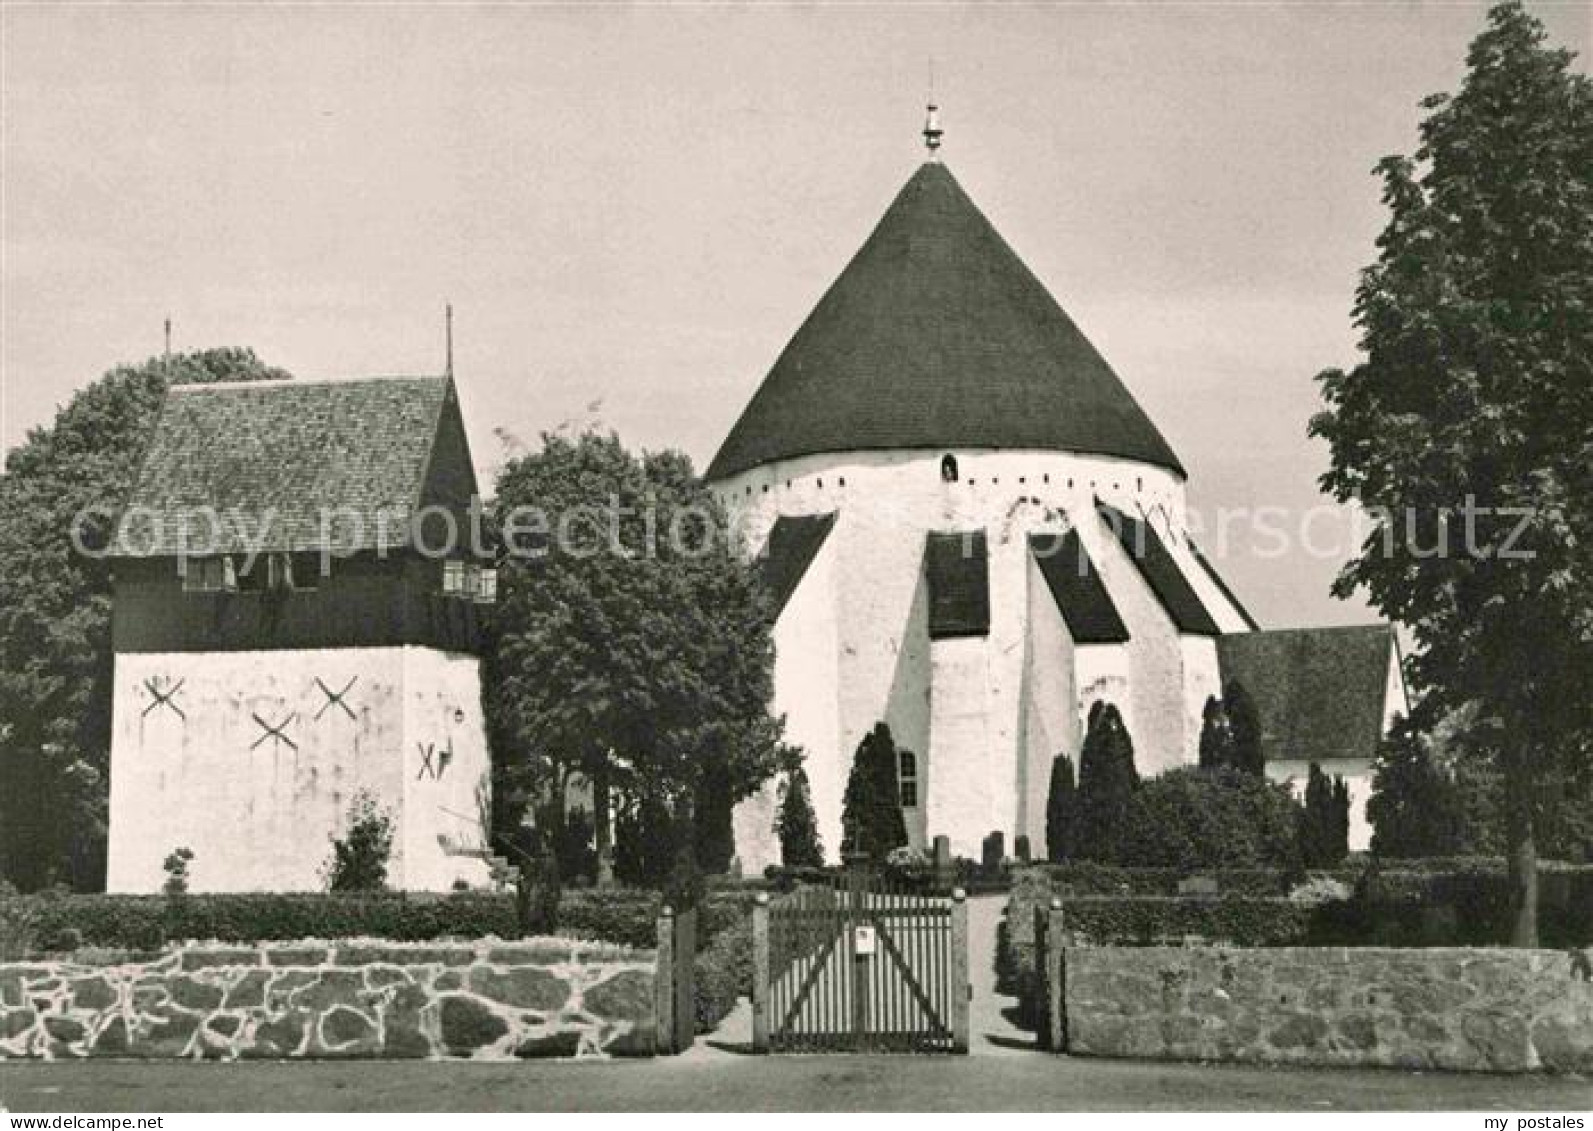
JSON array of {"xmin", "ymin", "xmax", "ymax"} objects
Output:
[
  {"xmin": 925, "ymin": 530, "xmax": 990, "ymax": 640},
  {"xmin": 707, "ymin": 163, "xmax": 1184, "ymax": 481},
  {"xmin": 113, "ymin": 376, "xmax": 466, "ymax": 556},
  {"xmin": 1217, "ymin": 625, "xmax": 1399, "ymax": 766},
  {"xmin": 1095, "ymin": 502, "xmax": 1219, "ymax": 635},
  {"xmin": 757, "ymin": 513, "xmax": 837, "ymax": 618},
  {"xmin": 1029, "ymin": 531, "xmax": 1130, "ymax": 644}
]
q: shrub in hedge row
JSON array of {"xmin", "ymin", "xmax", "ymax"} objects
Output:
[{"xmin": 693, "ymin": 914, "xmax": 753, "ymax": 1034}]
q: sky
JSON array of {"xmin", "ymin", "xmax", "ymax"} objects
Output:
[{"xmin": 2, "ymin": 1, "xmax": 1588, "ymax": 630}]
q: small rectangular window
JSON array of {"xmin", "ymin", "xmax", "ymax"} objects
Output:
[
  {"xmin": 182, "ymin": 556, "xmax": 236, "ymax": 593},
  {"xmin": 899, "ymin": 781, "xmax": 917, "ymax": 809},
  {"xmin": 475, "ymin": 568, "xmax": 498, "ymax": 605},
  {"xmin": 442, "ymin": 560, "xmax": 466, "ymax": 595}
]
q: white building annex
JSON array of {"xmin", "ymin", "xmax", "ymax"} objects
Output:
[{"xmin": 713, "ymin": 139, "xmax": 1406, "ymax": 870}]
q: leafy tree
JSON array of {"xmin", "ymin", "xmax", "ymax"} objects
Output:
[
  {"xmin": 1118, "ymin": 766, "xmax": 1304, "ymax": 871},
  {"xmin": 0, "ymin": 348, "xmax": 289, "ymax": 891},
  {"xmin": 323, "ymin": 790, "xmax": 394, "ymax": 892},
  {"xmin": 1310, "ymin": 2, "xmax": 1592, "ymax": 941},
  {"xmin": 1044, "ymin": 753, "xmax": 1078, "ymax": 863},
  {"xmin": 839, "ymin": 723, "xmax": 907, "ymax": 862},
  {"xmin": 1300, "ymin": 763, "xmax": 1350, "ymax": 867},
  {"xmin": 1367, "ymin": 715, "xmax": 1468, "ymax": 859},
  {"xmin": 776, "ymin": 763, "xmax": 824, "ymax": 868},
  {"xmin": 485, "ymin": 432, "xmax": 789, "ymax": 886},
  {"xmin": 1197, "ymin": 696, "xmax": 1234, "ymax": 771},
  {"xmin": 1074, "ymin": 702, "xmax": 1138, "ymax": 863},
  {"xmin": 1223, "ymin": 680, "xmax": 1265, "ymax": 777}
]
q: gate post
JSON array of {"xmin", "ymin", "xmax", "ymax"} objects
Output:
[
  {"xmin": 654, "ymin": 904, "xmax": 677, "ymax": 1055},
  {"xmin": 1045, "ymin": 901, "xmax": 1067, "ymax": 1053},
  {"xmin": 950, "ymin": 887, "xmax": 970, "ymax": 1053},
  {"xmin": 1033, "ymin": 901, "xmax": 1050, "ymax": 1050},
  {"xmin": 751, "ymin": 893, "xmax": 770, "ymax": 1053}
]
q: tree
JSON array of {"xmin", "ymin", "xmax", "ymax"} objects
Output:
[
  {"xmin": 0, "ymin": 348, "xmax": 290, "ymax": 891},
  {"xmin": 1367, "ymin": 715, "xmax": 1468, "ymax": 859},
  {"xmin": 839, "ymin": 723, "xmax": 907, "ymax": 862},
  {"xmin": 485, "ymin": 432, "xmax": 788, "ymax": 887},
  {"xmin": 1300, "ymin": 763, "xmax": 1350, "ymax": 867},
  {"xmin": 1310, "ymin": 2, "xmax": 1592, "ymax": 942},
  {"xmin": 1074, "ymin": 702, "xmax": 1138, "ymax": 862},
  {"xmin": 323, "ymin": 790, "xmax": 395, "ymax": 892},
  {"xmin": 1044, "ymin": 753, "xmax": 1078, "ymax": 863},
  {"xmin": 1198, "ymin": 696, "xmax": 1234, "ymax": 771},
  {"xmin": 1223, "ymin": 680, "xmax": 1265, "ymax": 777},
  {"xmin": 776, "ymin": 763, "xmax": 824, "ymax": 868}
]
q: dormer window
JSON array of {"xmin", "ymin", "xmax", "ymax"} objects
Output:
[{"xmin": 940, "ymin": 454, "xmax": 959, "ymax": 483}]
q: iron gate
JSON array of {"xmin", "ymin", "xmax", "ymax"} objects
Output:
[{"xmin": 752, "ymin": 870, "xmax": 968, "ymax": 1053}]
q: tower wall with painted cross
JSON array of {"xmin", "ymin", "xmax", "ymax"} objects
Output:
[{"xmin": 106, "ymin": 646, "xmax": 490, "ymax": 893}]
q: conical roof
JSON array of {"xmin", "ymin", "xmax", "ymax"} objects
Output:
[{"xmin": 707, "ymin": 163, "xmax": 1184, "ymax": 480}]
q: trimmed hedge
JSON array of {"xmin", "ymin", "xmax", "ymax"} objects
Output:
[
  {"xmin": 16, "ymin": 892, "xmax": 518, "ymax": 953},
  {"xmin": 1000, "ymin": 861, "xmax": 1593, "ymax": 1022},
  {"xmin": 0, "ymin": 887, "xmax": 763, "ymax": 958}
]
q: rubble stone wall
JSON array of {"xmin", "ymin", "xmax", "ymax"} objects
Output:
[
  {"xmin": 0, "ymin": 938, "xmax": 656, "ymax": 1061},
  {"xmin": 1063, "ymin": 946, "xmax": 1593, "ymax": 1073}
]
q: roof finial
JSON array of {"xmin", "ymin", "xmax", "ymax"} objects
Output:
[
  {"xmin": 922, "ymin": 60, "xmax": 943, "ymax": 159},
  {"xmin": 444, "ymin": 303, "xmax": 454, "ymax": 379}
]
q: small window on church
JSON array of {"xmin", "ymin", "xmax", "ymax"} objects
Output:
[
  {"xmin": 898, "ymin": 748, "xmax": 919, "ymax": 809},
  {"xmin": 442, "ymin": 559, "xmax": 466, "ymax": 596},
  {"xmin": 182, "ymin": 556, "xmax": 236, "ymax": 593},
  {"xmin": 941, "ymin": 454, "xmax": 959, "ymax": 483}
]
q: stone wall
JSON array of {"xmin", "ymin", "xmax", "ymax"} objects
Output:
[
  {"xmin": 0, "ymin": 938, "xmax": 656, "ymax": 1061},
  {"xmin": 1063, "ymin": 946, "xmax": 1593, "ymax": 1073}
]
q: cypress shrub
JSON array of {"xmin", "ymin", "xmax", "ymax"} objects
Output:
[
  {"xmin": 840, "ymin": 723, "xmax": 907, "ymax": 862},
  {"xmin": 1197, "ymin": 696, "xmax": 1234, "ymax": 770},
  {"xmin": 1223, "ymin": 680, "xmax": 1265, "ymax": 777},
  {"xmin": 776, "ymin": 764, "xmax": 824, "ymax": 868},
  {"xmin": 1074, "ymin": 702, "xmax": 1138, "ymax": 862},
  {"xmin": 1044, "ymin": 754, "xmax": 1077, "ymax": 863}
]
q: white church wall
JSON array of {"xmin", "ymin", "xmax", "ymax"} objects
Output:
[
  {"xmin": 927, "ymin": 634, "xmax": 996, "ymax": 857},
  {"xmin": 1149, "ymin": 509, "xmax": 1255, "ymax": 635},
  {"xmin": 108, "ymin": 647, "xmax": 489, "ymax": 894},
  {"xmin": 1019, "ymin": 549, "xmax": 1081, "ymax": 854},
  {"xmin": 1179, "ymin": 635, "xmax": 1225, "ymax": 765},
  {"xmin": 732, "ymin": 531, "xmax": 840, "ymax": 872},
  {"xmin": 714, "ymin": 446, "xmax": 1193, "ymax": 862},
  {"xmin": 1076, "ymin": 509, "xmax": 1190, "ymax": 777},
  {"xmin": 398, "ymin": 647, "xmax": 494, "ymax": 892}
]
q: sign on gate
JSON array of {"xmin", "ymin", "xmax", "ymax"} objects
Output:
[{"xmin": 751, "ymin": 870, "xmax": 969, "ymax": 1054}]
